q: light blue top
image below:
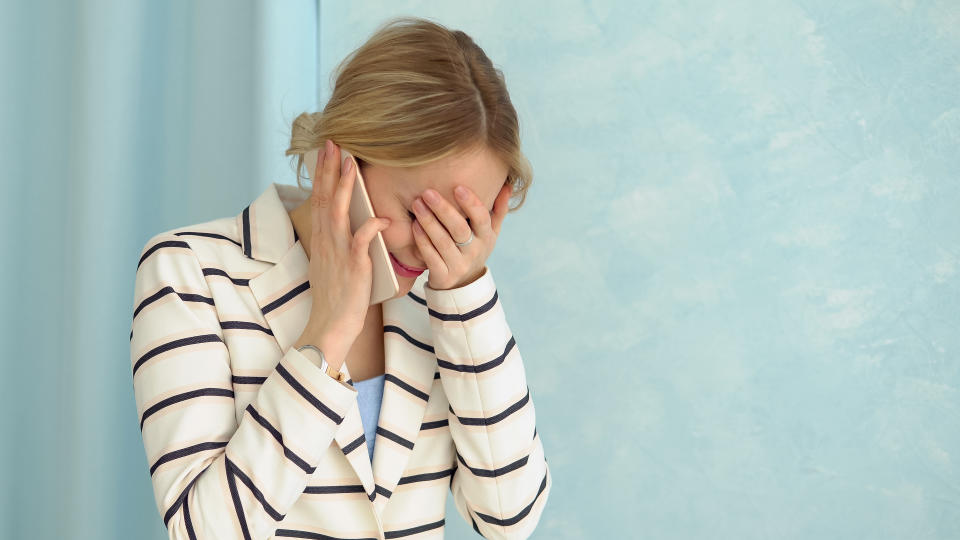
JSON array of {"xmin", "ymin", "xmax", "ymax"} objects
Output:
[{"xmin": 352, "ymin": 373, "xmax": 386, "ymax": 463}]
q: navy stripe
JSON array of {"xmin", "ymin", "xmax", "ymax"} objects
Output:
[
  {"xmin": 449, "ymin": 387, "xmax": 529, "ymax": 427},
  {"xmin": 303, "ymin": 484, "xmax": 367, "ymax": 495},
  {"xmin": 150, "ymin": 441, "xmax": 228, "ymax": 476},
  {"xmin": 397, "ymin": 467, "xmax": 455, "ymax": 485},
  {"xmin": 138, "ymin": 239, "xmax": 190, "ymax": 270},
  {"xmin": 274, "ymin": 528, "xmax": 378, "ymax": 539},
  {"xmin": 232, "ymin": 375, "xmax": 267, "ymax": 385},
  {"xmin": 383, "ymin": 325, "xmax": 434, "ymax": 354},
  {"xmin": 132, "ymin": 333, "xmax": 223, "ymax": 377},
  {"xmin": 241, "ymin": 205, "xmax": 253, "ymax": 259},
  {"xmin": 384, "ymin": 373, "xmax": 429, "ymax": 402},
  {"xmin": 471, "ymin": 512, "xmax": 482, "ymax": 536},
  {"xmin": 174, "ymin": 230, "xmax": 242, "ymax": 247},
  {"xmin": 385, "ymin": 518, "xmax": 444, "ymax": 538},
  {"xmin": 455, "ymin": 449, "xmax": 529, "ymax": 478},
  {"xmin": 261, "ymin": 281, "xmax": 310, "ymax": 315},
  {"xmin": 375, "ymin": 484, "xmax": 392, "ymax": 498},
  {"xmin": 474, "ymin": 470, "xmax": 548, "ymax": 527},
  {"xmin": 376, "ymin": 426, "xmax": 414, "ymax": 450},
  {"xmin": 341, "ymin": 434, "xmax": 366, "ymax": 454},
  {"xmin": 203, "ymin": 267, "xmax": 250, "ymax": 286},
  {"xmin": 406, "ymin": 291, "xmax": 426, "ymax": 306},
  {"xmin": 183, "ymin": 485, "xmax": 197, "ymax": 540},
  {"xmin": 227, "ymin": 455, "xmax": 286, "ymax": 522},
  {"xmin": 164, "ymin": 468, "xmax": 202, "ymax": 528},
  {"xmin": 245, "ymin": 404, "xmax": 314, "ymax": 474},
  {"xmin": 140, "ymin": 387, "xmax": 234, "ymax": 430},
  {"xmin": 420, "ymin": 419, "xmax": 448, "ymax": 430},
  {"xmin": 224, "ymin": 457, "xmax": 253, "ymax": 540},
  {"xmin": 133, "ymin": 285, "xmax": 215, "ymax": 320},
  {"xmin": 276, "ymin": 362, "xmax": 344, "ymax": 424},
  {"xmin": 436, "ymin": 336, "xmax": 515, "ymax": 374},
  {"xmin": 427, "ymin": 290, "xmax": 497, "ymax": 322},
  {"xmin": 221, "ymin": 320, "xmax": 274, "ymax": 336}
]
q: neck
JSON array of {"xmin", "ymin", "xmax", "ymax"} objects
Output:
[{"xmin": 289, "ymin": 201, "xmax": 312, "ymax": 257}]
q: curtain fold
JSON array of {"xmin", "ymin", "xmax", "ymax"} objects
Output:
[{"xmin": 0, "ymin": 1, "xmax": 319, "ymax": 538}]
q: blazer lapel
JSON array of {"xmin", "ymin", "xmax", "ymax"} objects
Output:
[
  {"xmin": 371, "ymin": 282, "xmax": 436, "ymax": 517},
  {"xmin": 239, "ymin": 183, "xmax": 379, "ymax": 502},
  {"xmin": 238, "ymin": 182, "xmax": 438, "ymax": 519}
]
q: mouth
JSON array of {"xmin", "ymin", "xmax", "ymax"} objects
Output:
[{"xmin": 390, "ymin": 253, "xmax": 426, "ymax": 272}]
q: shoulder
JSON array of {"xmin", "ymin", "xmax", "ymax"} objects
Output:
[{"xmin": 137, "ymin": 215, "xmax": 253, "ymax": 274}]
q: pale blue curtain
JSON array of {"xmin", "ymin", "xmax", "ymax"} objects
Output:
[
  {"xmin": 3, "ymin": 0, "xmax": 960, "ymax": 538},
  {"xmin": 0, "ymin": 0, "xmax": 319, "ymax": 538}
]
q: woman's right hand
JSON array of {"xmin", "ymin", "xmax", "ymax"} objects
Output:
[{"xmin": 300, "ymin": 139, "xmax": 391, "ymax": 364}]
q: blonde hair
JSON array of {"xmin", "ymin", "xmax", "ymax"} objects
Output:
[{"xmin": 284, "ymin": 16, "xmax": 532, "ymax": 212}]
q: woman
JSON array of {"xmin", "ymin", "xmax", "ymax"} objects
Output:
[{"xmin": 130, "ymin": 17, "xmax": 551, "ymax": 540}]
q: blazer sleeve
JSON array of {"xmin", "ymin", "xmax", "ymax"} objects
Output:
[
  {"xmin": 130, "ymin": 232, "xmax": 359, "ymax": 539},
  {"xmin": 423, "ymin": 266, "xmax": 552, "ymax": 540}
]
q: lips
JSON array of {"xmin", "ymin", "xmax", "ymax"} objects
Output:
[{"xmin": 391, "ymin": 253, "xmax": 425, "ymax": 272}]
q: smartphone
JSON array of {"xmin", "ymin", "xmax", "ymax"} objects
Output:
[{"xmin": 302, "ymin": 146, "xmax": 400, "ymax": 305}]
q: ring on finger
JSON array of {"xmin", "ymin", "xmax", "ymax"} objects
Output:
[{"xmin": 454, "ymin": 231, "xmax": 474, "ymax": 247}]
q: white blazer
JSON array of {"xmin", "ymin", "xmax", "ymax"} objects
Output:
[{"xmin": 130, "ymin": 182, "xmax": 552, "ymax": 539}]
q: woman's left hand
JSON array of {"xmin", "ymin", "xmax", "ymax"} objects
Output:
[{"xmin": 411, "ymin": 182, "xmax": 512, "ymax": 291}]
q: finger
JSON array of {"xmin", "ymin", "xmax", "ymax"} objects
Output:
[
  {"xmin": 412, "ymin": 219, "xmax": 446, "ymax": 273},
  {"xmin": 353, "ymin": 216, "xmax": 391, "ymax": 259},
  {"xmin": 491, "ymin": 183, "xmax": 512, "ymax": 236},
  {"xmin": 413, "ymin": 195, "xmax": 461, "ymax": 262},
  {"xmin": 451, "ymin": 185, "xmax": 491, "ymax": 236},
  {"xmin": 316, "ymin": 139, "xmax": 347, "ymax": 238},
  {"xmin": 422, "ymin": 188, "xmax": 475, "ymax": 247},
  {"xmin": 332, "ymin": 153, "xmax": 356, "ymax": 227},
  {"xmin": 310, "ymin": 147, "xmax": 328, "ymax": 237},
  {"xmin": 312, "ymin": 148, "xmax": 324, "ymax": 189},
  {"xmin": 321, "ymin": 138, "xmax": 340, "ymax": 199}
]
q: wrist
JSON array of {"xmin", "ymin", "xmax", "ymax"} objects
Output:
[
  {"xmin": 429, "ymin": 266, "xmax": 487, "ymax": 291},
  {"xmin": 293, "ymin": 330, "xmax": 351, "ymax": 371}
]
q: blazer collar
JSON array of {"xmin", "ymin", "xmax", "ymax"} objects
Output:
[
  {"xmin": 237, "ymin": 182, "xmax": 304, "ymax": 264},
  {"xmin": 237, "ymin": 183, "xmax": 436, "ymax": 522}
]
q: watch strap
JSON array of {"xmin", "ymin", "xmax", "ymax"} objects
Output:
[{"xmin": 297, "ymin": 344, "xmax": 350, "ymax": 385}]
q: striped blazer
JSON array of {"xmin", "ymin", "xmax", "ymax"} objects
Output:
[{"xmin": 129, "ymin": 182, "xmax": 552, "ymax": 540}]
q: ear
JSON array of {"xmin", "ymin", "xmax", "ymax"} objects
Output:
[{"xmin": 491, "ymin": 182, "xmax": 512, "ymax": 236}]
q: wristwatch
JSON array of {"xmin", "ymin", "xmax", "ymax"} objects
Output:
[{"xmin": 296, "ymin": 344, "xmax": 350, "ymax": 385}]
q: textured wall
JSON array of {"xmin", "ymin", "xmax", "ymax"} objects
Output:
[{"xmin": 321, "ymin": 1, "xmax": 960, "ymax": 538}]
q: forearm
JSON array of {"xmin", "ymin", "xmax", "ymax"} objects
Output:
[{"xmin": 423, "ymin": 266, "xmax": 551, "ymax": 539}]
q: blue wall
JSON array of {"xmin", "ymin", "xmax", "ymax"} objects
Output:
[{"xmin": 322, "ymin": 1, "xmax": 960, "ymax": 537}]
